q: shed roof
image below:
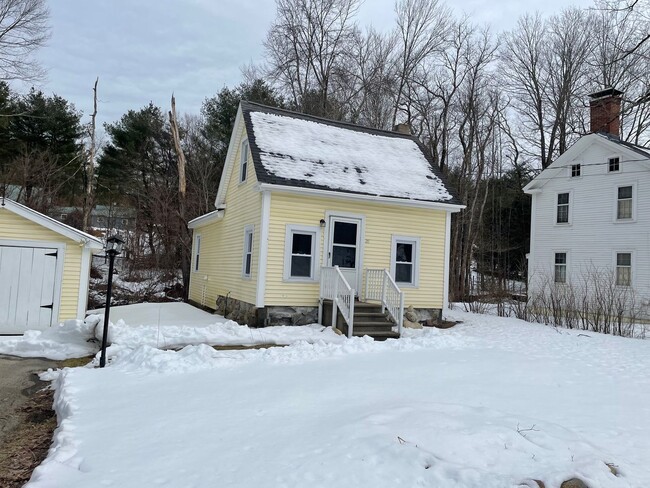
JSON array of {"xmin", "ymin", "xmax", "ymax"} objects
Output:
[{"xmin": 0, "ymin": 198, "xmax": 103, "ymax": 249}]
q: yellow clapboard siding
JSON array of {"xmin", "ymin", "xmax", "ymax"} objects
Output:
[
  {"xmin": 0, "ymin": 208, "xmax": 84, "ymax": 322},
  {"xmin": 265, "ymin": 192, "xmax": 447, "ymax": 309},
  {"xmin": 188, "ymin": 123, "xmax": 261, "ymax": 308}
]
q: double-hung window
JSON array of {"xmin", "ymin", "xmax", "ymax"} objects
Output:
[
  {"xmin": 242, "ymin": 226, "xmax": 253, "ymax": 277},
  {"xmin": 616, "ymin": 252, "xmax": 632, "ymax": 286},
  {"xmin": 193, "ymin": 235, "xmax": 201, "ymax": 272},
  {"xmin": 617, "ymin": 186, "xmax": 633, "ymax": 220},
  {"xmin": 571, "ymin": 164, "xmax": 581, "ymax": 177},
  {"xmin": 557, "ymin": 193, "xmax": 570, "ymax": 224},
  {"xmin": 391, "ymin": 236, "xmax": 420, "ymax": 286},
  {"xmin": 239, "ymin": 140, "xmax": 249, "ymax": 183},
  {"xmin": 554, "ymin": 252, "xmax": 567, "ymax": 284},
  {"xmin": 284, "ymin": 225, "xmax": 319, "ymax": 280},
  {"xmin": 608, "ymin": 157, "xmax": 620, "ymax": 172}
]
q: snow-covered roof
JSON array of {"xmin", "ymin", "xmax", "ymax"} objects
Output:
[{"xmin": 242, "ymin": 102, "xmax": 461, "ymax": 205}]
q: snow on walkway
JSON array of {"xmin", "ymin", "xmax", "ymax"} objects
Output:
[
  {"xmin": 27, "ymin": 309, "xmax": 650, "ymax": 487},
  {"xmin": 0, "ymin": 302, "xmax": 343, "ymax": 360}
]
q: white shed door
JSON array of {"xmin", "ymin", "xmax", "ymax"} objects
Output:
[{"xmin": 0, "ymin": 245, "xmax": 58, "ymax": 334}]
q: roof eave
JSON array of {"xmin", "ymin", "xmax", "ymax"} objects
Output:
[
  {"xmin": 257, "ymin": 183, "xmax": 465, "ymax": 212},
  {"xmin": 1, "ymin": 199, "xmax": 103, "ymax": 249}
]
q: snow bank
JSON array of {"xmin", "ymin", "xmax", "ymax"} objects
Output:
[
  {"xmin": 0, "ymin": 319, "xmax": 97, "ymax": 360},
  {"xmin": 27, "ymin": 309, "xmax": 650, "ymax": 486}
]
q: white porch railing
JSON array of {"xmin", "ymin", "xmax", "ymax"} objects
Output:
[
  {"xmin": 365, "ymin": 268, "xmax": 404, "ymax": 335},
  {"xmin": 319, "ymin": 266, "xmax": 355, "ymax": 338}
]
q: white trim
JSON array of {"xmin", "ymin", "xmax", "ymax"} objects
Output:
[
  {"xmin": 613, "ymin": 182, "xmax": 637, "ymax": 223},
  {"xmin": 390, "ymin": 235, "xmax": 421, "ymax": 288},
  {"xmin": 188, "ymin": 210, "xmax": 224, "ymax": 229},
  {"xmin": 215, "ymin": 105, "xmax": 245, "ymax": 208},
  {"xmin": 552, "ymin": 249, "xmax": 570, "ymax": 284},
  {"xmin": 607, "ymin": 154, "xmax": 622, "ymax": 173},
  {"xmin": 242, "ymin": 225, "xmax": 254, "ymax": 279},
  {"xmin": 193, "ymin": 234, "xmax": 202, "ymax": 273},
  {"xmin": 613, "ymin": 249, "xmax": 635, "ymax": 287},
  {"xmin": 528, "ymin": 193, "xmax": 537, "ymax": 289},
  {"xmin": 257, "ymin": 183, "xmax": 464, "ymax": 212},
  {"xmin": 323, "ymin": 211, "xmax": 365, "ymax": 294},
  {"xmin": 0, "ymin": 238, "xmax": 65, "ymax": 327},
  {"xmin": 569, "ymin": 163, "xmax": 582, "ymax": 179},
  {"xmin": 524, "ymin": 133, "xmax": 650, "ymax": 192},
  {"xmin": 554, "ymin": 190, "xmax": 573, "ymax": 226},
  {"xmin": 443, "ymin": 211, "xmax": 451, "ymax": 311},
  {"xmin": 256, "ymin": 192, "xmax": 271, "ymax": 307},
  {"xmin": 239, "ymin": 139, "xmax": 250, "ymax": 184},
  {"xmin": 0, "ymin": 199, "xmax": 102, "ymax": 248},
  {"xmin": 77, "ymin": 247, "xmax": 92, "ymax": 318},
  {"xmin": 283, "ymin": 224, "xmax": 321, "ymax": 283}
]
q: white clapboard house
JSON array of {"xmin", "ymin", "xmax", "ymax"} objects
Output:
[{"xmin": 524, "ymin": 88, "xmax": 650, "ymax": 303}]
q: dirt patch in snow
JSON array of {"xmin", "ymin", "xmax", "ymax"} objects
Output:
[{"xmin": 0, "ymin": 388, "xmax": 56, "ymax": 487}]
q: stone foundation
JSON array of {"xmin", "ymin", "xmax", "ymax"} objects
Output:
[
  {"xmin": 215, "ymin": 295, "xmax": 258, "ymax": 326},
  {"xmin": 214, "ymin": 295, "xmax": 318, "ymax": 327},
  {"xmin": 410, "ymin": 308, "xmax": 442, "ymax": 322}
]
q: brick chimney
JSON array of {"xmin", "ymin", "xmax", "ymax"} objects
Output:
[
  {"xmin": 589, "ymin": 88, "xmax": 623, "ymax": 137},
  {"xmin": 392, "ymin": 123, "xmax": 411, "ymax": 135}
]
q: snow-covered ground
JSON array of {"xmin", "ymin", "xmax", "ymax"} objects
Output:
[
  {"xmin": 0, "ymin": 303, "xmax": 343, "ymax": 360},
  {"xmin": 27, "ymin": 309, "xmax": 650, "ymax": 487}
]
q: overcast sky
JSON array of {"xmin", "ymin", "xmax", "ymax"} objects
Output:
[{"xmin": 20, "ymin": 0, "xmax": 594, "ymax": 129}]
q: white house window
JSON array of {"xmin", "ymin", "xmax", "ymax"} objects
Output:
[
  {"xmin": 571, "ymin": 164, "xmax": 581, "ymax": 177},
  {"xmin": 239, "ymin": 140, "xmax": 249, "ymax": 183},
  {"xmin": 608, "ymin": 157, "xmax": 620, "ymax": 172},
  {"xmin": 557, "ymin": 193, "xmax": 570, "ymax": 224},
  {"xmin": 284, "ymin": 225, "xmax": 319, "ymax": 280},
  {"xmin": 193, "ymin": 235, "xmax": 201, "ymax": 272},
  {"xmin": 391, "ymin": 236, "xmax": 420, "ymax": 286},
  {"xmin": 617, "ymin": 186, "xmax": 633, "ymax": 220},
  {"xmin": 243, "ymin": 226, "xmax": 253, "ymax": 277},
  {"xmin": 616, "ymin": 252, "xmax": 631, "ymax": 286},
  {"xmin": 554, "ymin": 252, "xmax": 567, "ymax": 283}
]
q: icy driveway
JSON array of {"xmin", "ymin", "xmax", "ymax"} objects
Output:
[{"xmin": 28, "ymin": 310, "xmax": 650, "ymax": 487}]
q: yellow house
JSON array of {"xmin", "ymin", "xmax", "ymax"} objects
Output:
[
  {"xmin": 0, "ymin": 198, "xmax": 103, "ymax": 334},
  {"xmin": 188, "ymin": 102, "xmax": 464, "ymax": 338}
]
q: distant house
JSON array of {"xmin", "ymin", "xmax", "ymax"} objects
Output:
[
  {"xmin": 188, "ymin": 102, "xmax": 463, "ymax": 338},
  {"xmin": 524, "ymin": 88, "xmax": 650, "ymax": 300},
  {"xmin": 0, "ymin": 198, "xmax": 103, "ymax": 334},
  {"xmin": 50, "ymin": 205, "xmax": 136, "ymax": 231}
]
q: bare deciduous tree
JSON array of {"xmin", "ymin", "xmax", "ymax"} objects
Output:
[
  {"xmin": 264, "ymin": 0, "xmax": 359, "ymax": 116},
  {"xmin": 0, "ymin": 0, "xmax": 49, "ymax": 81}
]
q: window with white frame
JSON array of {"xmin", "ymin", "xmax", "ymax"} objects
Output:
[
  {"xmin": 242, "ymin": 226, "xmax": 253, "ymax": 277},
  {"xmin": 193, "ymin": 235, "xmax": 201, "ymax": 272},
  {"xmin": 554, "ymin": 252, "xmax": 567, "ymax": 283},
  {"xmin": 284, "ymin": 225, "xmax": 319, "ymax": 280},
  {"xmin": 617, "ymin": 185, "xmax": 633, "ymax": 220},
  {"xmin": 557, "ymin": 193, "xmax": 570, "ymax": 224},
  {"xmin": 608, "ymin": 157, "xmax": 620, "ymax": 172},
  {"xmin": 616, "ymin": 252, "xmax": 631, "ymax": 286},
  {"xmin": 571, "ymin": 164, "xmax": 581, "ymax": 177},
  {"xmin": 391, "ymin": 236, "xmax": 419, "ymax": 286},
  {"xmin": 239, "ymin": 140, "xmax": 249, "ymax": 183}
]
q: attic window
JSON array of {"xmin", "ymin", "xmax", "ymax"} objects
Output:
[
  {"xmin": 240, "ymin": 140, "xmax": 249, "ymax": 183},
  {"xmin": 571, "ymin": 164, "xmax": 581, "ymax": 177},
  {"xmin": 608, "ymin": 157, "xmax": 620, "ymax": 172}
]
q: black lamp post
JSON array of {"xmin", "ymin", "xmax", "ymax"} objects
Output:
[{"xmin": 99, "ymin": 235, "xmax": 124, "ymax": 368}]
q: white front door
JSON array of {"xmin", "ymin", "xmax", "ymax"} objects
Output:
[
  {"xmin": 0, "ymin": 245, "xmax": 58, "ymax": 334},
  {"xmin": 327, "ymin": 216, "xmax": 362, "ymax": 293}
]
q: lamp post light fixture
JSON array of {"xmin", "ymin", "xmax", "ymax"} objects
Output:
[{"xmin": 99, "ymin": 235, "xmax": 124, "ymax": 368}]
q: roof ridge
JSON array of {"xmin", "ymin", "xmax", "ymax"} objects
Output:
[{"xmin": 241, "ymin": 101, "xmax": 415, "ymax": 140}]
